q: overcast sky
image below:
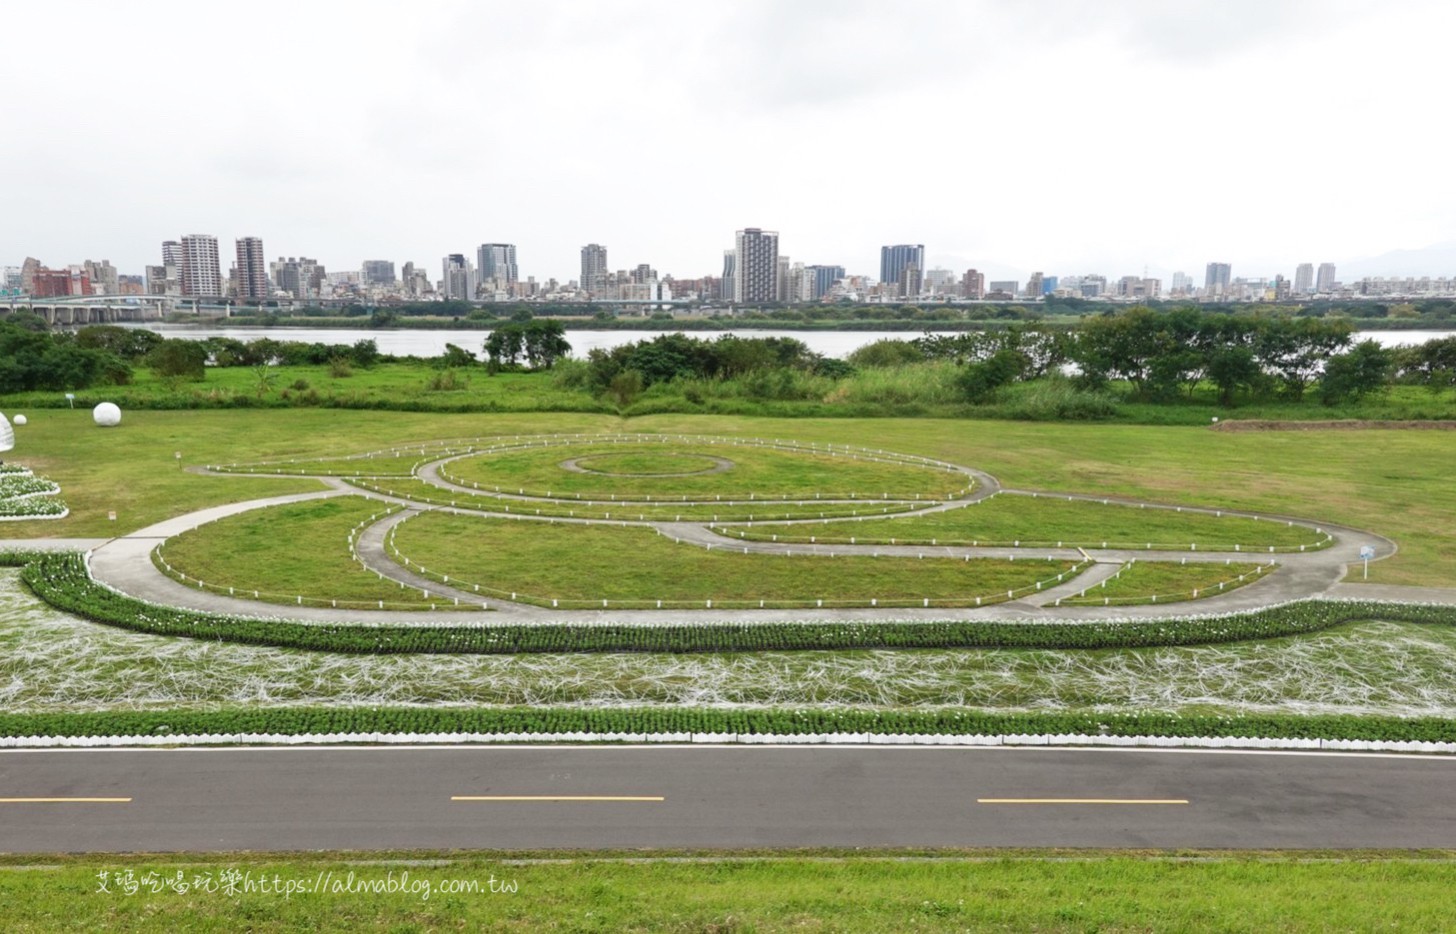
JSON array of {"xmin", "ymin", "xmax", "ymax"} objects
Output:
[{"xmin": 4, "ymin": 0, "xmax": 1454, "ymax": 284}]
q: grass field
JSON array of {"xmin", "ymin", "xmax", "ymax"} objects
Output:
[
  {"xmin": 0, "ymin": 409, "xmax": 1448, "ymax": 587},
  {"xmin": 441, "ymin": 441, "xmax": 968, "ymax": 499},
  {"xmin": 2, "ymin": 851, "xmax": 1454, "ymax": 932},
  {"xmin": 387, "ymin": 513, "xmax": 1077, "ymax": 607},
  {"xmin": 723, "ymin": 493, "xmax": 1326, "ymax": 551},
  {"xmin": 1062, "ymin": 561, "xmax": 1266, "ymax": 606},
  {"xmin": 346, "ymin": 476, "xmax": 927, "ymax": 523},
  {"xmin": 156, "ymin": 497, "xmax": 444, "ymax": 609}
]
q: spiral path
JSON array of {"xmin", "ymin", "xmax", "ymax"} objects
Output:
[{"xmin": 10, "ymin": 430, "xmax": 1431, "ymax": 627}]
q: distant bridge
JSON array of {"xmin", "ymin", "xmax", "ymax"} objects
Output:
[{"xmin": 0, "ymin": 295, "xmax": 185, "ymax": 326}]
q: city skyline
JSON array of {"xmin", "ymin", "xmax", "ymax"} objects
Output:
[{"xmin": 3, "ymin": 1, "xmax": 1454, "ymax": 287}]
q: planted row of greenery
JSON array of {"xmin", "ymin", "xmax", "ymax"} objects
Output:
[
  {"xmin": 13, "ymin": 550, "xmax": 1456, "ymax": 655},
  {"xmin": 0, "ymin": 705, "xmax": 1453, "ymax": 744}
]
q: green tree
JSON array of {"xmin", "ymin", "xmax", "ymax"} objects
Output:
[
  {"xmin": 1319, "ymin": 340, "xmax": 1394, "ymax": 405},
  {"xmin": 146, "ymin": 339, "xmax": 207, "ymax": 384}
]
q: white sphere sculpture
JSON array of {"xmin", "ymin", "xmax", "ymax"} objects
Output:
[
  {"xmin": 93, "ymin": 402, "xmax": 122, "ymax": 427},
  {"xmin": 12, "ymin": 414, "xmax": 26, "ymax": 426}
]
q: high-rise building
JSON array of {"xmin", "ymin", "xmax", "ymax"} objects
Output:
[
  {"xmin": 162, "ymin": 240, "xmax": 181, "ymax": 269},
  {"xmin": 1171, "ymin": 271, "xmax": 1193, "ymax": 295},
  {"xmin": 961, "ymin": 268, "xmax": 986, "ymax": 299},
  {"xmin": 234, "ymin": 237, "xmax": 269, "ymax": 300},
  {"xmin": 899, "ymin": 264, "xmax": 923, "ymax": 299},
  {"xmin": 178, "ymin": 234, "xmax": 222, "ymax": 298},
  {"xmin": 361, "ymin": 260, "xmax": 396, "ymax": 286},
  {"xmin": 1024, "ymin": 271, "xmax": 1044, "ymax": 298},
  {"xmin": 719, "ymin": 250, "xmax": 736, "ymax": 301},
  {"xmin": 580, "ymin": 244, "xmax": 608, "ymax": 297},
  {"xmin": 880, "ymin": 245, "xmax": 925, "ymax": 295},
  {"xmin": 1205, "ymin": 262, "xmax": 1232, "ymax": 296},
  {"xmin": 1042, "ymin": 275, "xmax": 1059, "ymax": 296},
  {"xmin": 631, "ymin": 263, "xmax": 656, "ymax": 285},
  {"xmin": 806, "ymin": 265, "xmax": 844, "ymax": 300},
  {"xmin": 477, "ymin": 243, "xmax": 518, "ymax": 284},
  {"xmin": 1316, "ymin": 262, "xmax": 1337, "ymax": 292},
  {"xmin": 733, "ymin": 228, "xmax": 779, "ymax": 303},
  {"xmin": 270, "ymin": 257, "xmax": 325, "ymax": 300},
  {"xmin": 442, "ymin": 254, "xmax": 476, "ymax": 301},
  {"xmin": 1294, "ymin": 263, "xmax": 1314, "ymax": 294}
]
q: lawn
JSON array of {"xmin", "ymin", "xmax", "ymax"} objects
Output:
[
  {"xmin": 1062, "ymin": 561, "xmax": 1266, "ymax": 606},
  {"xmin": 0, "ymin": 409, "xmax": 1448, "ymax": 587},
  {"xmin": 722, "ymin": 493, "xmax": 1327, "ymax": 551},
  {"xmin": 387, "ymin": 513, "xmax": 1077, "ymax": 608},
  {"xmin": 1, "ymin": 852, "xmax": 1454, "ymax": 932},
  {"xmin": 346, "ymin": 476, "xmax": 927, "ymax": 523},
  {"xmin": 156, "ymin": 496, "xmax": 453, "ymax": 610},
  {"xmin": 440, "ymin": 440, "xmax": 969, "ymax": 500}
]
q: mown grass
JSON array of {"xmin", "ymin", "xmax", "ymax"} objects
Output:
[
  {"xmin": 1064, "ymin": 561, "xmax": 1266, "ymax": 605},
  {"xmin": 723, "ymin": 493, "xmax": 1325, "ymax": 551},
  {"xmin": 442, "ymin": 441, "xmax": 967, "ymax": 499},
  {"xmin": 348, "ymin": 476, "xmax": 927, "ymax": 523},
  {"xmin": 0, "ymin": 409, "xmax": 1448, "ymax": 587},
  {"xmin": 388, "ymin": 513, "xmax": 1076, "ymax": 607},
  {"xmin": 156, "ymin": 496, "xmax": 445, "ymax": 609},
  {"xmin": 2, "ymin": 852, "xmax": 1455, "ymax": 932}
]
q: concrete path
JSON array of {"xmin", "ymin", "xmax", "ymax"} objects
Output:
[{"xmin": 13, "ymin": 439, "xmax": 1452, "ymax": 627}]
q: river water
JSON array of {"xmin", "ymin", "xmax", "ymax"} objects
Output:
[{"xmin": 120, "ymin": 324, "xmax": 1449, "ymax": 360}]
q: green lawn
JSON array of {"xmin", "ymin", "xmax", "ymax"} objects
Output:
[
  {"xmin": 1064, "ymin": 561, "xmax": 1266, "ymax": 606},
  {"xmin": 388, "ymin": 513, "xmax": 1077, "ymax": 608},
  {"xmin": 2, "ymin": 852, "xmax": 1454, "ymax": 932},
  {"xmin": 347, "ymin": 476, "xmax": 926, "ymax": 523},
  {"xmin": 723, "ymin": 493, "xmax": 1326, "ymax": 551},
  {"xmin": 441, "ymin": 441, "xmax": 968, "ymax": 500},
  {"xmin": 157, "ymin": 496, "xmax": 458, "ymax": 610},
  {"xmin": 0, "ymin": 409, "xmax": 1449, "ymax": 588}
]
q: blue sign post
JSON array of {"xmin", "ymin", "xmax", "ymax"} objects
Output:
[{"xmin": 1359, "ymin": 545, "xmax": 1375, "ymax": 580}]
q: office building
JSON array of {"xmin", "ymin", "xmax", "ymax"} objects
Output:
[
  {"xmin": 880, "ymin": 244, "xmax": 925, "ymax": 296},
  {"xmin": 733, "ymin": 228, "xmax": 779, "ymax": 303},
  {"xmin": 1205, "ymin": 262, "xmax": 1232, "ymax": 296},
  {"xmin": 961, "ymin": 268, "xmax": 986, "ymax": 299},
  {"xmin": 806, "ymin": 264, "xmax": 844, "ymax": 300},
  {"xmin": 580, "ymin": 244, "xmax": 608, "ymax": 297},
  {"xmin": 361, "ymin": 260, "xmax": 396, "ymax": 286},
  {"xmin": 719, "ymin": 249, "xmax": 736, "ymax": 301},
  {"xmin": 1171, "ymin": 271, "xmax": 1193, "ymax": 295},
  {"xmin": 178, "ymin": 234, "xmax": 223, "ymax": 298},
  {"xmin": 234, "ymin": 237, "xmax": 269, "ymax": 300},
  {"xmin": 1024, "ymin": 271, "xmax": 1044, "ymax": 298},
  {"xmin": 442, "ymin": 254, "xmax": 476, "ymax": 301},
  {"xmin": 1316, "ymin": 262, "xmax": 1337, "ymax": 292},
  {"xmin": 477, "ymin": 243, "xmax": 518, "ymax": 284}
]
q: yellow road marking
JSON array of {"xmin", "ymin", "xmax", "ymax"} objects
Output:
[
  {"xmin": 0, "ymin": 797, "xmax": 132, "ymax": 804},
  {"xmin": 978, "ymin": 798, "xmax": 1188, "ymax": 805},
  {"xmin": 452, "ymin": 795, "xmax": 664, "ymax": 802}
]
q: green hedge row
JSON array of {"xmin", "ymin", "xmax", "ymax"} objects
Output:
[
  {"xmin": 12, "ymin": 551, "xmax": 1456, "ymax": 655},
  {"xmin": 0, "ymin": 706, "xmax": 1453, "ymax": 743}
]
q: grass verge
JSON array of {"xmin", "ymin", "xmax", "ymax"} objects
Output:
[{"xmin": 3, "ymin": 851, "xmax": 1456, "ymax": 933}]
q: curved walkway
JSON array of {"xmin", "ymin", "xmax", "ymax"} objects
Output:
[{"xmin": 9, "ymin": 436, "xmax": 1452, "ymax": 627}]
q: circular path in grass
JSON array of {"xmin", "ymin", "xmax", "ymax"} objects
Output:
[{"xmin": 66, "ymin": 431, "xmax": 1404, "ymax": 627}]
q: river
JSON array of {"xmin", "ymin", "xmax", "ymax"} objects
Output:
[{"xmin": 119, "ymin": 324, "xmax": 1449, "ymax": 360}]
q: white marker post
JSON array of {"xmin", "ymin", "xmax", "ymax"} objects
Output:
[{"xmin": 1360, "ymin": 544, "xmax": 1375, "ymax": 580}]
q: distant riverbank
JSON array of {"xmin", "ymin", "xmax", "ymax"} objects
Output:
[{"xmin": 116, "ymin": 324, "xmax": 1452, "ymax": 359}]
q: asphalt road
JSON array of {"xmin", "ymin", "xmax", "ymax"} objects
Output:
[{"xmin": 3, "ymin": 746, "xmax": 1455, "ymax": 853}]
